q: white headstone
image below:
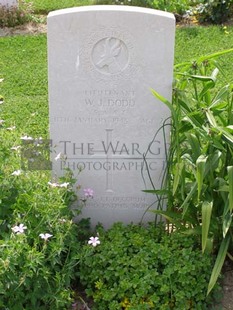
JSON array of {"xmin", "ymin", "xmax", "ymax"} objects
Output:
[
  {"xmin": 48, "ymin": 6, "xmax": 175, "ymax": 228},
  {"xmin": 0, "ymin": 0, "xmax": 17, "ymax": 7}
]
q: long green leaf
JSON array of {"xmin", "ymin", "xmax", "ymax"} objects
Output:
[
  {"xmin": 151, "ymin": 209, "xmax": 198, "ymax": 227},
  {"xmin": 172, "ymin": 161, "xmax": 184, "ymax": 195},
  {"xmin": 188, "ymin": 74, "xmax": 215, "ymax": 82},
  {"xmin": 196, "ymin": 155, "xmax": 207, "ymax": 201},
  {"xmin": 150, "ymin": 89, "xmax": 176, "ymax": 119},
  {"xmin": 227, "ymin": 166, "xmax": 233, "ymax": 212},
  {"xmin": 223, "ymin": 211, "xmax": 232, "ymax": 238},
  {"xmin": 207, "ymin": 234, "xmax": 230, "ymax": 295},
  {"xmin": 198, "ymin": 48, "xmax": 233, "ymax": 62},
  {"xmin": 187, "ymin": 133, "xmax": 201, "ymax": 162},
  {"xmin": 202, "ymin": 201, "xmax": 213, "ymax": 253},
  {"xmin": 150, "ymin": 210, "xmax": 184, "ymax": 229},
  {"xmin": 210, "ymin": 85, "xmax": 229, "ymax": 109},
  {"xmin": 221, "ymin": 128, "xmax": 233, "ymax": 147},
  {"xmin": 181, "ymin": 183, "xmax": 197, "ymax": 216},
  {"xmin": 206, "ymin": 109, "xmax": 218, "ymax": 127}
]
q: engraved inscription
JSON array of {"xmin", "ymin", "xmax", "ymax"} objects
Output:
[
  {"xmin": 92, "ymin": 37, "xmax": 129, "ymax": 75},
  {"xmin": 87, "ymin": 196, "xmax": 148, "ymax": 209}
]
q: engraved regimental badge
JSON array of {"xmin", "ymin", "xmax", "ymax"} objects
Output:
[{"xmin": 92, "ymin": 37, "xmax": 129, "ymax": 75}]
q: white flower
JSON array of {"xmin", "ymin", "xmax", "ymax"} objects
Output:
[
  {"xmin": 59, "ymin": 182, "xmax": 69, "ymax": 188},
  {"xmin": 48, "ymin": 181, "xmax": 59, "ymax": 187},
  {"xmin": 11, "ymin": 170, "xmax": 22, "ymax": 176},
  {"xmin": 39, "ymin": 233, "xmax": 53, "ymax": 241},
  {"xmin": 11, "ymin": 146, "xmax": 21, "ymax": 151},
  {"xmin": 84, "ymin": 188, "xmax": 94, "ymax": 198},
  {"xmin": 59, "ymin": 218, "xmax": 67, "ymax": 223},
  {"xmin": 6, "ymin": 126, "xmax": 16, "ymax": 131},
  {"xmin": 88, "ymin": 236, "xmax": 100, "ymax": 247},
  {"xmin": 12, "ymin": 223, "xmax": 27, "ymax": 234},
  {"xmin": 21, "ymin": 135, "xmax": 33, "ymax": 140},
  {"xmin": 55, "ymin": 152, "xmax": 62, "ymax": 161},
  {"xmin": 48, "ymin": 181, "xmax": 69, "ymax": 188},
  {"xmin": 0, "ymin": 120, "xmax": 4, "ymax": 125}
]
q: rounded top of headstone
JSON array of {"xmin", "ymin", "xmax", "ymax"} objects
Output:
[{"xmin": 47, "ymin": 5, "xmax": 175, "ymax": 21}]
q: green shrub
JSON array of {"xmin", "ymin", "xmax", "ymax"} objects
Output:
[
  {"xmin": 193, "ymin": 0, "xmax": 233, "ymax": 24},
  {"xmin": 0, "ymin": 167, "xmax": 83, "ymax": 309},
  {"xmin": 148, "ymin": 0, "xmax": 191, "ymax": 14},
  {"xmin": 151, "ymin": 49, "xmax": 233, "ymax": 295},
  {"xmin": 0, "ymin": 0, "xmax": 33, "ymax": 27},
  {"xmin": 93, "ymin": 0, "xmax": 150, "ymax": 7},
  {"xmin": 79, "ymin": 223, "xmax": 220, "ymax": 310},
  {"xmin": 0, "ymin": 123, "xmax": 89, "ymax": 308},
  {"xmin": 93, "ymin": 0, "xmax": 191, "ymax": 13}
]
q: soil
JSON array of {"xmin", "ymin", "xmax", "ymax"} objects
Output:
[
  {"xmin": 1, "ymin": 20, "xmax": 233, "ymax": 310},
  {"xmin": 0, "ymin": 22, "xmax": 47, "ymax": 36},
  {"xmin": 218, "ymin": 261, "xmax": 233, "ymax": 310}
]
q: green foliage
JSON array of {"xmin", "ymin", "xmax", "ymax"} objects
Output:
[
  {"xmin": 79, "ymin": 223, "xmax": 220, "ymax": 309},
  {"xmin": 149, "ymin": 0, "xmax": 191, "ymax": 14},
  {"xmin": 93, "ymin": 0, "xmax": 191, "ymax": 13},
  {"xmin": 193, "ymin": 0, "xmax": 233, "ymax": 24},
  {"xmin": 151, "ymin": 49, "xmax": 233, "ymax": 294},
  {"xmin": 0, "ymin": 121, "xmax": 88, "ymax": 307},
  {"xmin": 93, "ymin": 0, "xmax": 150, "ymax": 7},
  {"xmin": 0, "ymin": 172, "xmax": 82, "ymax": 308}
]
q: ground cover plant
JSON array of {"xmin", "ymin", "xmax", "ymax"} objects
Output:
[
  {"xmin": 79, "ymin": 223, "xmax": 220, "ymax": 310},
  {"xmin": 0, "ymin": 128, "xmax": 86, "ymax": 308}
]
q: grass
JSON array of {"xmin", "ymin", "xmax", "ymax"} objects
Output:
[
  {"xmin": 175, "ymin": 26, "xmax": 233, "ymax": 90},
  {"xmin": 24, "ymin": 0, "xmax": 92, "ymax": 14},
  {"xmin": 1, "ymin": 24, "xmax": 233, "ymax": 153},
  {"xmin": 0, "ymin": 35, "xmax": 48, "ymax": 137},
  {"xmin": 1, "ymin": 26, "xmax": 233, "ymax": 136}
]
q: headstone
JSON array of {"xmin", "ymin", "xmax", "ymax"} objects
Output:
[
  {"xmin": 48, "ymin": 6, "xmax": 175, "ymax": 228},
  {"xmin": 0, "ymin": 0, "xmax": 17, "ymax": 7}
]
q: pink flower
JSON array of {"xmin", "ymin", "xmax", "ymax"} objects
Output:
[
  {"xmin": 88, "ymin": 236, "xmax": 100, "ymax": 247},
  {"xmin": 84, "ymin": 188, "xmax": 94, "ymax": 198}
]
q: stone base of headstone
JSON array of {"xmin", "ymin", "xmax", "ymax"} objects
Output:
[{"xmin": 0, "ymin": 0, "xmax": 18, "ymax": 7}]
